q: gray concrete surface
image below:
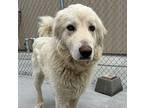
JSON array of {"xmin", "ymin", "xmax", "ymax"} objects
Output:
[{"xmin": 18, "ymin": 76, "xmax": 126, "ymax": 108}]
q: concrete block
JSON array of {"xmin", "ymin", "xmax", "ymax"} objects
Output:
[{"xmin": 95, "ymin": 76, "xmax": 123, "ymax": 96}]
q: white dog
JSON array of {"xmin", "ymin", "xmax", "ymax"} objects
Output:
[{"xmin": 32, "ymin": 4, "xmax": 107, "ymax": 108}]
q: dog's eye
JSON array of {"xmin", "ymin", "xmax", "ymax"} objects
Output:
[
  {"xmin": 89, "ymin": 25, "xmax": 95, "ymax": 32},
  {"xmin": 67, "ymin": 25, "xmax": 76, "ymax": 31}
]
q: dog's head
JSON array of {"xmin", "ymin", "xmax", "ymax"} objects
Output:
[{"xmin": 53, "ymin": 4, "xmax": 107, "ymax": 64}]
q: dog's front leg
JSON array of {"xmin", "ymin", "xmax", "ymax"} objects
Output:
[
  {"xmin": 69, "ymin": 98, "xmax": 79, "ymax": 108},
  {"xmin": 33, "ymin": 72, "xmax": 44, "ymax": 108},
  {"xmin": 55, "ymin": 97, "xmax": 79, "ymax": 108}
]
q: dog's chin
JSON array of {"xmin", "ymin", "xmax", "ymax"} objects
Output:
[
  {"xmin": 72, "ymin": 56, "xmax": 92, "ymax": 66},
  {"xmin": 79, "ymin": 60, "xmax": 91, "ymax": 66}
]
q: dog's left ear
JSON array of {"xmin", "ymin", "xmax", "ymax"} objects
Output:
[
  {"xmin": 96, "ymin": 17, "xmax": 107, "ymax": 47},
  {"xmin": 94, "ymin": 19, "xmax": 107, "ymax": 60}
]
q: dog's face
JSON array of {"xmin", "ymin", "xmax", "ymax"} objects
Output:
[{"xmin": 53, "ymin": 4, "xmax": 107, "ymax": 62}]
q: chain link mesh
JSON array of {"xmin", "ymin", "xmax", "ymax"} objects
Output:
[{"xmin": 18, "ymin": 0, "xmax": 127, "ymax": 89}]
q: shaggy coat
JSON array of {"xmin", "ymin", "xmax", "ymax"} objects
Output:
[{"xmin": 32, "ymin": 4, "xmax": 107, "ymax": 108}]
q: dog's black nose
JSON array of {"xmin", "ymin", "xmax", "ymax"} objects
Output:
[{"xmin": 79, "ymin": 45, "xmax": 92, "ymax": 59}]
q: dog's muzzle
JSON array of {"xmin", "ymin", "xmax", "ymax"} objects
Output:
[{"xmin": 79, "ymin": 45, "xmax": 92, "ymax": 60}]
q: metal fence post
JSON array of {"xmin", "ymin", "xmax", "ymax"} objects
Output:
[
  {"xmin": 59, "ymin": 0, "xmax": 64, "ymax": 9},
  {"xmin": 25, "ymin": 38, "xmax": 30, "ymax": 52}
]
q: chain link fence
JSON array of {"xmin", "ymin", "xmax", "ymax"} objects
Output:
[{"xmin": 18, "ymin": 0, "xmax": 127, "ymax": 89}]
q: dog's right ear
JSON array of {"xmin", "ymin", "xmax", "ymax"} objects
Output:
[
  {"xmin": 53, "ymin": 17, "xmax": 62, "ymax": 38},
  {"xmin": 53, "ymin": 10, "xmax": 66, "ymax": 39}
]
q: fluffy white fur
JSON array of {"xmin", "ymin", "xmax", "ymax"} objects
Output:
[
  {"xmin": 38, "ymin": 16, "xmax": 54, "ymax": 37},
  {"xmin": 32, "ymin": 4, "xmax": 107, "ymax": 108}
]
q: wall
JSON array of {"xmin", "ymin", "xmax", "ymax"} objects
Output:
[{"xmin": 18, "ymin": 0, "xmax": 127, "ymax": 54}]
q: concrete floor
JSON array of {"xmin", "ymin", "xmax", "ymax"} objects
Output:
[{"xmin": 18, "ymin": 76, "xmax": 127, "ymax": 108}]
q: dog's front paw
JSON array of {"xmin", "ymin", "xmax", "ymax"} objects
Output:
[{"xmin": 35, "ymin": 102, "xmax": 44, "ymax": 108}]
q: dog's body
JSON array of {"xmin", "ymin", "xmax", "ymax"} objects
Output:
[{"xmin": 32, "ymin": 4, "xmax": 107, "ymax": 108}]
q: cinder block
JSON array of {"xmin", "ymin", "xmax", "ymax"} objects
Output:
[{"xmin": 95, "ymin": 76, "xmax": 123, "ymax": 96}]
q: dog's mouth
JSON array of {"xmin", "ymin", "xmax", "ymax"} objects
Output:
[
  {"xmin": 70, "ymin": 55, "xmax": 92, "ymax": 66},
  {"xmin": 79, "ymin": 56, "xmax": 91, "ymax": 60},
  {"xmin": 78, "ymin": 57, "xmax": 92, "ymax": 65}
]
